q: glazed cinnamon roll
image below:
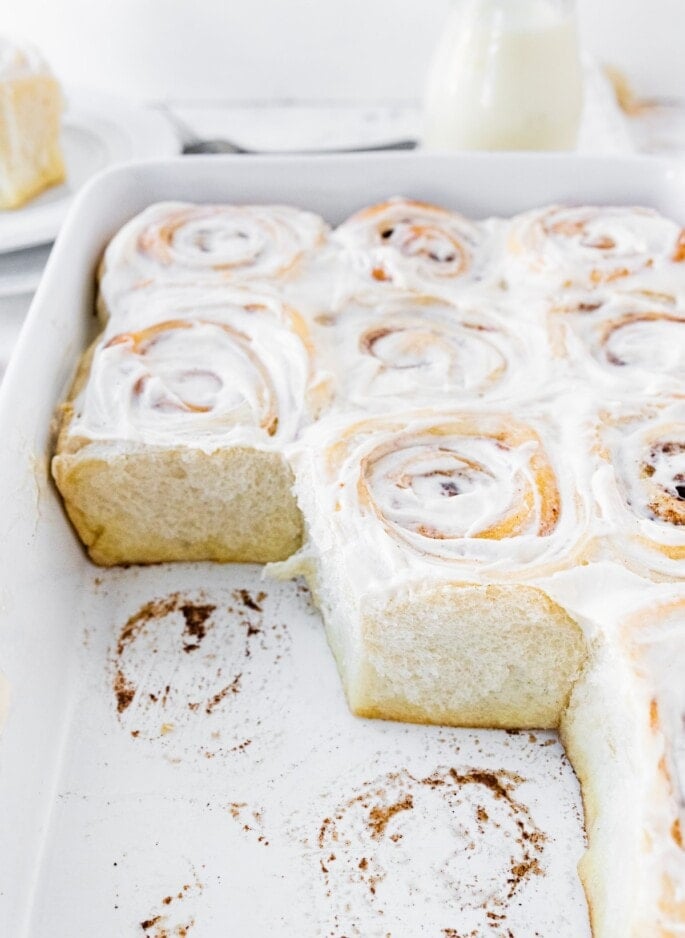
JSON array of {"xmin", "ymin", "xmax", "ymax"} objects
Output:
[
  {"xmin": 594, "ymin": 402, "xmax": 685, "ymax": 579},
  {"xmin": 313, "ymin": 295, "xmax": 541, "ymax": 409},
  {"xmin": 561, "ymin": 592, "xmax": 685, "ymax": 938},
  {"xmin": 52, "ymin": 287, "xmax": 316, "ymax": 565},
  {"xmin": 332, "ymin": 197, "xmax": 483, "ymax": 299},
  {"xmin": 505, "ymin": 204, "xmax": 685, "ymax": 292},
  {"xmin": 281, "ymin": 409, "xmax": 589, "ymax": 728},
  {"xmin": 98, "ymin": 202, "xmax": 329, "ymax": 321},
  {"xmin": 551, "ymin": 295, "xmax": 685, "ymax": 396},
  {"xmin": 72, "ymin": 288, "xmax": 315, "ymax": 448}
]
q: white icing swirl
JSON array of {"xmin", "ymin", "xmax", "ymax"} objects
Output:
[
  {"xmin": 552, "ymin": 295, "xmax": 685, "ymax": 397},
  {"xmin": 505, "ymin": 204, "xmax": 685, "ymax": 290},
  {"xmin": 594, "ymin": 402, "xmax": 685, "ymax": 578},
  {"xmin": 99, "ymin": 202, "xmax": 329, "ymax": 321},
  {"xmin": 313, "ymin": 296, "xmax": 542, "ymax": 410},
  {"xmin": 332, "ymin": 197, "xmax": 483, "ymax": 299},
  {"xmin": 293, "ymin": 408, "xmax": 591, "ymax": 585},
  {"xmin": 69, "ymin": 288, "xmax": 313, "ymax": 451}
]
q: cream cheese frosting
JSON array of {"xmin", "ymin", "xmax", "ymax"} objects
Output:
[
  {"xmin": 331, "ymin": 197, "xmax": 490, "ymax": 303},
  {"xmin": 592, "ymin": 400, "xmax": 685, "ymax": 580},
  {"xmin": 504, "ymin": 204, "xmax": 685, "ymax": 292},
  {"xmin": 311, "ymin": 294, "xmax": 548, "ymax": 410},
  {"xmin": 98, "ymin": 202, "xmax": 330, "ymax": 322},
  {"xmin": 68, "ymin": 286, "xmax": 316, "ymax": 452},
  {"xmin": 287, "ymin": 402, "xmax": 595, "ymax": 590}
]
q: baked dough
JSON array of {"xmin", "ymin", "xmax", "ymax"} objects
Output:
[
  {"xmin": 51, "ymin": 197, "xmax": 685, "ymax": 936},
  {"xmin": 0, "ymin": 38, "xmax": 65, "ymax": 210}
]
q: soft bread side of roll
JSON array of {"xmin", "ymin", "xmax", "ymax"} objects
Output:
[
  {"xmin": 0, "ymin": 73, "xmax": 65, "ymax": 210},
  {"xmin": 560, "ymin": 649, "xmax": 645, "ymax": 938},
  {"xmin": 51, "ymin": 356, "xmax": 302, "ymax": 566},
  {"xmin": 52, "ymin": 441, "xmax": 302, "ymax": 566},
  {"xmin": 301, "ymin": 548, "xmax": 587, "ymax": 729}
]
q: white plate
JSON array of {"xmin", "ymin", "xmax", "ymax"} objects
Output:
[
  {"xmin": 0, "ymin": 244, "xmax": 52, "ymax": 297},
  {"xmin": 1, "ymin": 153, "xmax": 684, "ymax": 937},
  {"xmin": 0, "ymin": 88, "xmax": 179, "ymax": 254}
]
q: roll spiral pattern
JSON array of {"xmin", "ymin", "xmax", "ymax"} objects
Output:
[
  {"xmin": 314, "ymin": 296, "xmax": 538, "ymax": 409},
  {"xmin": 70, "ymin": 289, "xmax": 313, "ymax": 449},
  {"xmin": 595, "ymin": 404, "xmax": 685, "ymax": 578},
  {"xmin": 333, "ymin": 198, "xmax": 482, "ymax": 297},
  {"xmin": 506, "ymin": 204, "xmax": 685, "ymax": 290},
  {"xmin": 98, "ymin": 201, "xmax": 328, "ymax": 320}
]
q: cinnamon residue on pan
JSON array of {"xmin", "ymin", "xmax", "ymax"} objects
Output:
[
  {"xmin": 205, "ymin": 673, "xmax": 242, "ymax": 714},
  {"xmin": 368, "ymin": 795, "xmax": 414, "ymax": 839},
  {"xmin": 316, "ymin": 766, "xmax": 547, "ymax": 934},
  {"xmin": 114, "ymin": 669, "xmax": 136, "ymax": 713},
  {"xmin": 181, "ymin": 603, "xmax": 216, "ymax": 653},
  {"xmin": 233, "ymin": 588, "xmax": 266, "ymax": 612}
]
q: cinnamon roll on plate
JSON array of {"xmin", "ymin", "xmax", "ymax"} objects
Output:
[{"xmin": 52, "ymin": 287, "xmax": 319, "ymax": 565}]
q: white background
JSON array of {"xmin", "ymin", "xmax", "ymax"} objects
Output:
[{"xmin": 2, "ymin": 0, "xmax": 683, "ymax": 103}]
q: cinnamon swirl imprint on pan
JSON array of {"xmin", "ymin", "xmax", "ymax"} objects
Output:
[
  {"xmin": 505, "ymin": 205, "xmax": 685, "ymax": 292},
  {"xmin": 98, "ymin": 202, "xmax": 329, "ymax": 321},
  {"xmin": 332, "ymin": 197, "xmax": 484, "ymax": 299},
  {"xmin": 594, "ymin": 403, "xmax": 685, "ymax": 578},
  {"xmin": 68, "ymin": 287, "xmax": 317, "ymax": 450},
  {"xmin": 313, "ymin": 296, "xmax": 541, "ymax": 410}
]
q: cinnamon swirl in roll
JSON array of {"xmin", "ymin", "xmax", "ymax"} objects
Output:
[
  {"xmin": 332, "ymin": 197, "xmax": 484, "ymax": 301},
  {"xmin": 98, "ymin": 202, "xmax": 329, "ymax": 322},
  {"xmin": 52, "ymin": 287, "xmax": 317, "ymax": 565},
  {"xmin": 505, "ymin": 204, "xmax": 685, "ymax": 294},
  {"xmin": 313, "ymin": 295, "xmax": 543, "ymax": 410},
  {"xmin": 593, "ymin": 401, "xmax": 685, "ymax": 579},
  {"xmin": 281, "ymin": 409, "xmax": 589, "ymax": 728},
  {"xmin": 551, "ymin": 294, "xmax": 685, "ymax": 396}
]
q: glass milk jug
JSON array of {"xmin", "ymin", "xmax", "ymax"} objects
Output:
[{"xmin": 423, "ymin": 0, "xmax": 583, "ymax": 151}]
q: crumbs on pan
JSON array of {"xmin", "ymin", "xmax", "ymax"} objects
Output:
[{"xmin": 139, "ymin": 871, "xmax": 203, "ymax": 937}]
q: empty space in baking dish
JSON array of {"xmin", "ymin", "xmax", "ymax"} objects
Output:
[{"xmin": 1, "ymin": 152, "xmax": 684, "ymax": 937}]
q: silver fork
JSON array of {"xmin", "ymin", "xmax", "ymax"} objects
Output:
[{"xmin": 158, "ymin": 105, "xmax": 417, "ymax": 155}]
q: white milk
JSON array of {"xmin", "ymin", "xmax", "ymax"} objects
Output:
[{"xmin": 423, "ymin": 0, "xmax": 583, "ymax": 151}]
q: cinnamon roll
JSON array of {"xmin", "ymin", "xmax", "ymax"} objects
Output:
[
  {"xmin": 561, "ymin": 592, "xmax": 685, "ymax": 938},
  {"xmin": 52, "ymin": 195, "xmax": 685, "ymax": 938},
  {"xmin": 505, "ymin": 204, "xmax": 685, "ymax": 292},
  {"xmin": 98, "ymin": 202, "xmax": 329, "ymax": 321},
  {"xmin": 593, "ymin": 402, "xmax": 685, "ymax": 579},
  {"xmin": 281, "ymin": 409, "xmax": 589, "ymax": 728},
  {"xmin": 52, "ymin": 287, "xmax": 317, "ymax": 565},
  {"xmin": 551, "ymin": 294, "xmax": 685, "ymax": 396},
  {"xmin": 332, "ymin": 197, "xmax": 483, "ymax": 300},
  {"xmin": 313, "ymin": 295, "xmax": 541, "ymax": 409}
]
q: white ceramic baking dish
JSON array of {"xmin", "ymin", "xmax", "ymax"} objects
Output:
[{"xmin": 2, "ymin": 153, "xmax": 685, "ymax": 938}]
